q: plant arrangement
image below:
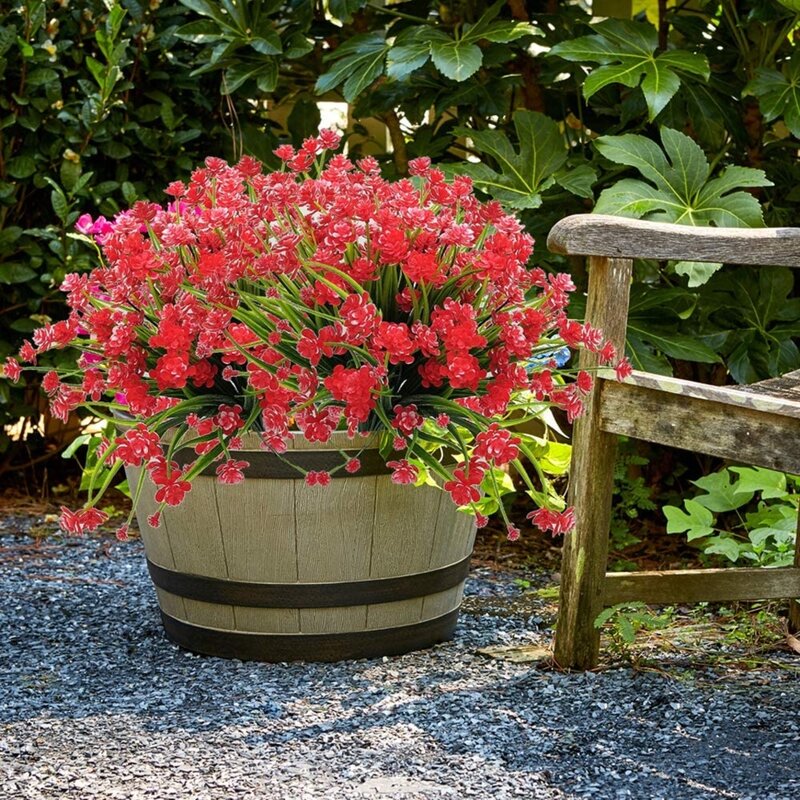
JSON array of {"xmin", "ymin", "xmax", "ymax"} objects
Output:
[{"xmin": 6, "ymin": 131, "xmax": 630, "ymax": 540}]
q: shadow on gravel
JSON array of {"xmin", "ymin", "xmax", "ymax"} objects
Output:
[{"xmin": 1, "ymin": 531, "xmax": 799, "ymax": 800}]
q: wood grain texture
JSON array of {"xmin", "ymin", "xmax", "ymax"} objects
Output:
[
  {"xmin": 598, "ymin": 378, "xmax": 800, "ymax": 473},
  {"xmin": 547, "ymin": 214, "xmax": 800, "ymax": 267},
  {"xmin": 422, "ymin": 500, "xmax": 476, "ymax": 621},
  {"xmin": 294, "ymin": 474, "xmax": 376, "ymax": 634},
  {"xmin": 133, "ymin": 434, "xmax": 475, "ymax": 658},
  {"xmin": 554, "ymin": 256, "xmax": 632, "ymax": 670},
  {"xmin": 791, "ymin": 516, "xmax": 800, "ymax": 633},
  {"xmin": 124, "ymin": 465, "xmax": 186, "ymax": 620},
  {"xmin": 610, "ymin": 369, "xmax": 800, "ymax": 419},
  {"xmin": 604, "ymin": 567, "xmax": 800, "ymax": 605}
]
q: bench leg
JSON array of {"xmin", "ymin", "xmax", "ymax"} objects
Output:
[
  {"xmin": 553, "ymin": 255, "xmax": 631, "ymax": 670},
  {"xmin": 554, "ymin": 415, "xmax": 619, "ymax": 669},
  {"xmin": 790, "ymin": 515, "xmax": 800, "ymax": 633}
]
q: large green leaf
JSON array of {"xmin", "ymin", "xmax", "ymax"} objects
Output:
[
  {"xmin": 549, "ymin": 19, "xmax": 709, "ymax": 121},
  {"xmin": 744, "ymin": 59, "xmax": 800, "ymax": 139},
  {"xmin": 594, "ymin": 127, "xmax": 772, "ymax": 227},
  {"xmin": 315, "ymin": 33, "xmax": 389, "ymax": 102},
  {"xmin": 430, "ymin": 39, "xmax": 483, "ymax": 82},
  {"xmin": 452, "ymin": 111, "xmax": 591, "ymax": 209}
]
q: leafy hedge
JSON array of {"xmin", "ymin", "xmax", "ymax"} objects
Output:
[{"xmin": 2, "ymin": 0, "xmax": 799, "ymax": 468}]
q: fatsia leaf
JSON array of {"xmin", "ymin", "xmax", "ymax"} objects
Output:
[
  {"xmin": 744, "ymin": 59, "xmax": 800, "ymax": 139},
  {"xmin": 594, "ymin": 127, "xmax": 772, "ymax": 227},
  {"xmin": 452, "ymin": 111, "xmax": 567, "ymax": 209},
  {"xmin": 549, "ymin": 19, "xmax": 709, "ymax": 121},
  {"xmin": 328, "ymin": 0, "xmax": 367, "ymax": 23},
  {"xmin": 430, "ymin": 39, "xmax": 483, "ymax": 81},
  {"xmin": 316, "ymin": 34, "xmax": 389, "ymax": 101}
]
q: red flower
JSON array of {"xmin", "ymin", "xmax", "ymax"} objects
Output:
[
  {"xmin": 443, "ymin": 468, "xmax": 483, "ymax": 506},
  {"xmin": 615, "ymin": 358, "xmax": 633, "ymax": 381},
  {"xmin": 305, "ymin": 470, "xmax": 331, "ymax": 486},
  {"xmin": 59, "ymin": 506, "xmax": 108, "ymax": 535},
  {"xmin": 2, "ymin": 357, "xmax": 21, "ymax": 382},
  {"xmin": 115, "ymin": 424, "xmax": 162, "ymax": 466},
  {"xmin": 345, "ymin": 457, "xmax": 361, "ymax": 474},
  {"xmin": 386, "ymin": 459, "xmax": 418, "ymax": 485},
  {"xmin": 526, "ymin": 507, "xmax": 576, "ymax": 536},
  {"xmin": 155, "ymin": 475, "xmax": 192, "ymax": 506},
  {"xmin": 391, "ymin": 404, "xmax": 424, "ymax": 436},
  {"xmin": 474, "ymin": 424, "xmax": 520, "ymax": 466},
  {"xmin": 216, "ymin": 459, "xmax": 249, "ymax": 485},
  {"xmin": 506, "ymin": 524, "xmax": 521, "ymax": 542},
  {"xmin": 373, "ymin": 322, "xmax": 417, "ymax": 365}
]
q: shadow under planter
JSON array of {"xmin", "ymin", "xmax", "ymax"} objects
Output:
[{"xmin": 126, "ymin": 431, "xmax": 476, "ymax": 662}]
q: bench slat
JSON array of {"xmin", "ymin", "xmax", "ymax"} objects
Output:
[
  {"xmin": 547, "ymin": 215, "xmax": 800, "ymax": 267},
  {"xmin": 604, "ymin": 567, "xmax": 800, "ymax": 605}
]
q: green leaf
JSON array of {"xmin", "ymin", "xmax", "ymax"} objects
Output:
[
  {"xmin": 744, "ymin": 60, "xmax": 800, "ymax": 139},
  {"xmin": 316, "ymin": 34, "xmax": 389, "ymax": 102},
  {"xmin": 672, "ymin": 261, "xmax": 722, "ymax": 287},
  {"xmin": 691, "ymin": 469, "xmax": 754, "ymax": 512},
  {"xmin": 625, "ymin": 324, "xmax": 719, "ymax": 363},
  {"xmin": 178, "ymin": 0, "xmax": 229, "ymax": 24},
  {"xmin": 59, "ymin": 158, "xmax": 82, "ymax": 192},
  {"xmin": 555, "ymin": 164, "xmax": 596, "ymax": 199},
  {"xmin": 328, "ymin": 0, "xmax": 367, "ymax": 23},
  {"xmin": 287, "ymin": 96, "xmax": 321, "ymax": 144},
  {"xmin": 223, "ymin": 61, "xmax": 276, "ymax": 94},
  {"xmin": 704, "ymin": 537, "xmax": 742, "ymax": 563},
  {"xmin": 664, "ymin": 498, "xmax": 714, "ymax": 539},
  {"xmin": 250, "ymin": 32, "xmax": 282, "ymax": 56},
  {"xmin": 452, "ymin": 111, "xmax": 567, "ymax": 209},
  {"xmin": 0, "ymin": 263, "xmax": 37, "ymax": 284},
  {"xmin": 729, "ymin": 466, "xmax": 788, "ymax": 500},
  {"xmin": 6, "ymin": 155, "xmax": 37, "ymax": 179},
  {"xmin": 549, "ymin": 19, "xmax": 709, "ymax": 121},
  {"xmin": 50, "ymin": 188, "xmax": 69, "ymax": 223},
  {"xmin": 386, "ymin": 32, "xmax": 434, "ymax": 81},
  {"xmin": 430, "ymin": 39, "xmax": 483, "ymax": 82},
  {"xmin": 595, "ymin": 128, "xmax": 772, "ymax": 227},
  {"xmin": 174, "ymin": 19, "xmax": 223, "ymax": 44}
]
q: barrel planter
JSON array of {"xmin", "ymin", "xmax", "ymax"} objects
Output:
[{"xmin": 126, "ymin": 432, "xmax": 477, "ymax": 662}]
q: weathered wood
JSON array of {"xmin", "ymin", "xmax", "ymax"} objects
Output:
[
  {"xmin": 129, "ymin": 434, "xmax": 474, "ymax": 661},
  {"xmin": 744, "ymin": 369, "xmax": 800, "ymax": 404},
  {"xmin": 790, "ymin": 515, "xmax": 800, "ymax": 633},
  {"xmin": 554, "ymin": 256, "xmax": 632, "ymax": 670},
  {"xmin": 598, "ymin": 377, "xmax": 800, "ymax": 473},
  {"xmin": 604, "ymin": 567, "xmax": 800, "ymax": 605},
  {"xmin": 608, "ymin": 369, "xmax": 800, "ymax": 419},
  {"xmin": 547, "ymin": 214, "xmax": 800, "ymax": 267}
]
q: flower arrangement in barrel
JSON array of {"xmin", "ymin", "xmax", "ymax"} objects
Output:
[{"xmin": 5, "ymin": 130, "xmax": 630, "ymax": 541}]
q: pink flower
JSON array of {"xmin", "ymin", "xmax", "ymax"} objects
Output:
[
  {"xmin": 615, "ymin": 358, "xmax": 633, "ymax": 381},
  {"xmin": 345, "ymin": 458, "xmax": 361, "ymax": 474},
  {"xmin": 506, "ymin": 524, "xmax": 521, "ymax": 542},
  {"xmin": 115, "ymin": 524, "xmax": 130, "ymax": 542}
]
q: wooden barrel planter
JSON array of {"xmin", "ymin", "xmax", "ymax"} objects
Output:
[{"xmin": 126, "ymin": 432, "xmax": 476, "ymax": 662}]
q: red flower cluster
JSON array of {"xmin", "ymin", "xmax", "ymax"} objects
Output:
[{"xmin": 15, "ymin": 130, "xmax": 630, "ymax": 537}]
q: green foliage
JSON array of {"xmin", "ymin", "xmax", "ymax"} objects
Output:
[
  {"xmin": 664, "ymin": 466, "xmax": 799, "ymax": 567},
  {"xmin": 610, "ymin": 447, "xmax": 656, "ymax": 552},
  {"xmin": 594, "ymin": 602, "xmax": 672, "ymax": 661},
  {"xmin": 594, "ymin": 128, "xmax": 773, "ymax": 227},
  {"xmin": 744, "ymin": 58, "xmax": 800, "ymax": 138},
  {"xmin": 549, "ymin": 19, "xmax": 709, "ymax": 121},
  {"xmin": 452, "ymin": 112, "xmax": 595, "ymax": 209}
]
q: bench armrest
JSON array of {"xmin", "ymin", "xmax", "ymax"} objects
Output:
[{"xmin": 547, "ymin": 215, "xmax": 800, "ymax": 268}]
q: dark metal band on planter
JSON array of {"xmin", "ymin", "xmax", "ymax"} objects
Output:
[
  {"xmin": 159, "ymin": 609, "xmax": 460, "ymax": 662},
  {"xmin": 146, "ymin": 554, "xmax": 472, "ymax": 608},
  {"xmin": 174, "ymin": 448, "xmax": 392, "ymax": 479}
]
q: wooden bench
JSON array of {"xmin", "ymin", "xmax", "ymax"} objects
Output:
[{"xmin": 546, "ymin": 214, "xmax": 800, "ymax": 669}]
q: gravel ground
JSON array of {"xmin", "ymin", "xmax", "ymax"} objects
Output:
[{"xmin": 1, "ymin": 522, "xmax": 799, "ymax": 800}]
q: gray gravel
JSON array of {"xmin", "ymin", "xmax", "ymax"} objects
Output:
[{"xmin": 0, "ymin": 522, "xmax": 798, "ymax": 800}]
